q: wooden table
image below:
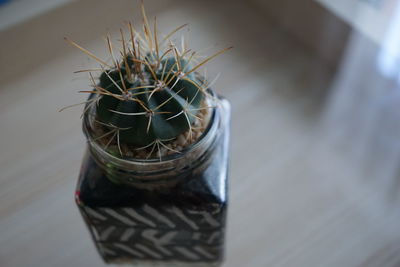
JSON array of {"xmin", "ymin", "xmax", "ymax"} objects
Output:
[{"xmin": 1, "ymin": 0, "xmax": 400, "ymax": 266}]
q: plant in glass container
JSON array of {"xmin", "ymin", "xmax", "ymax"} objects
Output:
[{"xmin": 64, "ymin": 3, "xmax": 231, "ymax": 266}]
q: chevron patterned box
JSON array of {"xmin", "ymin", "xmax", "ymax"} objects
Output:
[{"xmin": 75, "ymin": 100, "xmax": 230, "ymax": 266}]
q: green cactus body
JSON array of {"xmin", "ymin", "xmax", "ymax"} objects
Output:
[
  {"xmin": 64, "ymin": 8, "xmax": 231, "ymax": 155},
  {"xmin": 96, "ymin": 57, "xmax": 203, "ymax": 147}
]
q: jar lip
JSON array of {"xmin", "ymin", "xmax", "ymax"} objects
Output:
[{"xmin": 82, "ymin": 89, "xmax": 220, "ymax": 167}]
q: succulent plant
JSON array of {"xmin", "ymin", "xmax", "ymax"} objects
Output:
[
  {"xmin": 94, "ymin": 54, "xmax": 204, "ymax": 147},
  {"xmin": 64, "ymin": 4, "xmax": 231, "ymax": 156}
]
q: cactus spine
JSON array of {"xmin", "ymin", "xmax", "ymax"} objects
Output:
[{"xmin": 65, "ymin": 3, "xmax": 231, "ymax": 157}]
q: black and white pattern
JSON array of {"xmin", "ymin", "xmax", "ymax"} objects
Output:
[{"xmin": 79, "ymin": 203, "xmax": 226, "ymax": 263}]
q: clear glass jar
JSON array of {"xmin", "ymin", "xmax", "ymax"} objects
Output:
[{"xmin": 75, "ymin": 93, "xmax": 231, "ymax": 266}]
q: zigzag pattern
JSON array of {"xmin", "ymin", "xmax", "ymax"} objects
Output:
[
  {"xmin": 80, "ymin": 203, "xmax": 226, "ymax": 263},
  {"xmin": 84, "ymin": 204, "xmax": 223, "ymax": 229}
]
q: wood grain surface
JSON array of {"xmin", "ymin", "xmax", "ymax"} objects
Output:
[{"xmin": 1, "ymin": 0, "xmax": 400, "ymax": 266}]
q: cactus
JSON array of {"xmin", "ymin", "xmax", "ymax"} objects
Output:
[
  {"xmin": 94, "ymin": 54, "xmax": 203, "ymax": 147},
  {"xmin": 64, "ymin": 3, "xmax": 231, "ymax": 156}
]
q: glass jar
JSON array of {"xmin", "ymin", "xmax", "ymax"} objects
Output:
[{"xmin": 75, "ymin": 92, "xmax": 231, "ymax": 266}]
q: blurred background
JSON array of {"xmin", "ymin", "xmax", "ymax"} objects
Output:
[{"xmin": 1, "ymin": 0, "xmax": 400, "ymax": 266}]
